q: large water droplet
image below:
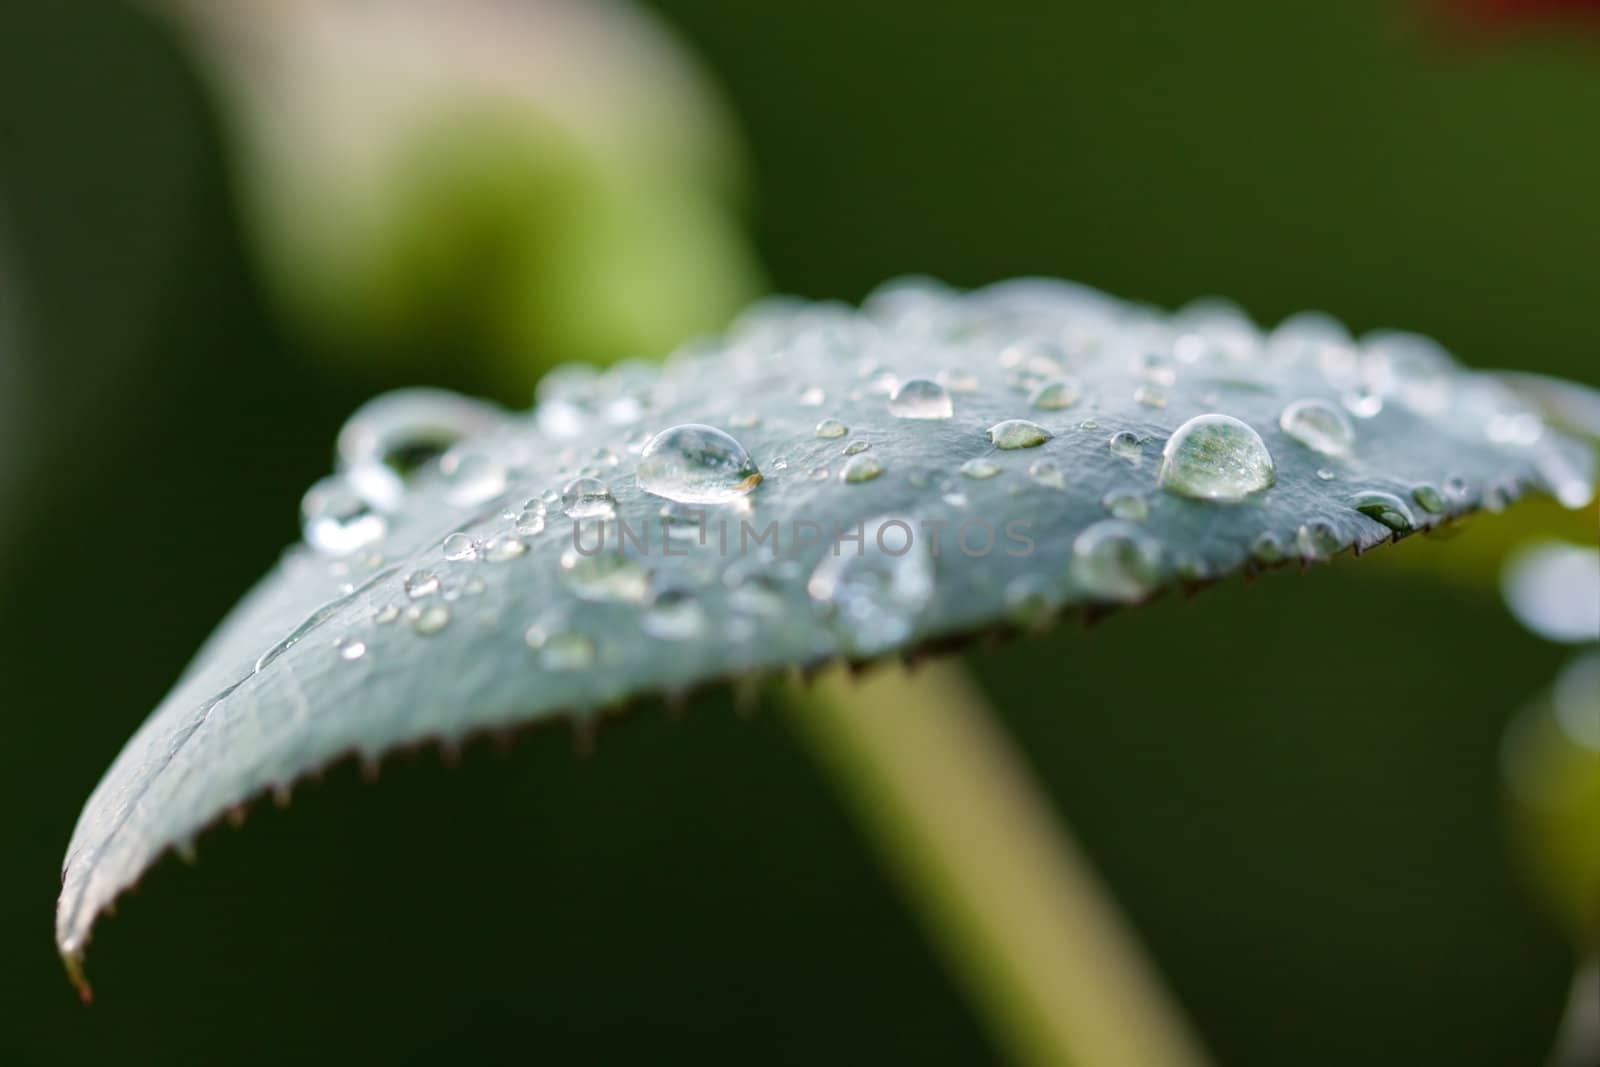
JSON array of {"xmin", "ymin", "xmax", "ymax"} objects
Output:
[
  {"xmin": 301, "ymin": 476, "xmax": 387, "ymax": 556},
  {"xmin": 561, "ymin": 476, "xmax": 616, "ymax": 519},
  {"xmin": 1158, "ymin": 414, "xmax": 1276, "ymax": 502},
  {"xmin": 1071, "ymin": 520, "xmax": 1162, "ymax": 602},
  {"xmin": 1351, "ymin": 490, "xmax": 1415, "ymax": 534},
  {"xmin": 888, "ymin": 379, "xmax": 954, "ymax": 419},
  {"xmin": 815, "ymin": 418, "xmax": 848, "ymax": 439},
  {"xmin": 1279, "ymin": 399, "xmax": 1354, "ymax": 456},
  {"xmin": 636, "ymin": 424, "xmax": 762, "ymax": 505},
  {"xmin": 1296, "ymin": 521, "xmax": 1344, "ymax": 561},
  {"xmin": 337, "ymin": 389, "xmax": 503, "ymax": 512},
  {"xmin": 988, "ymin": 420, "xmax": 1052, "ymax": 450},
  {"xmin": 807, "ymin": 516, "xmax": 935, "ymax": 653},
  {"xmin": 1411, "ymin": 484, "xmax": 1446, "ymax": 515},
  {"xmin": 1109, "ymin": 431, "xmax": 1143, "ymax": 462}
]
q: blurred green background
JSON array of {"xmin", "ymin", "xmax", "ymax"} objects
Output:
[{"xmin": 1, "ymin": 1, "xmax": 1595, "ymax": 1063}]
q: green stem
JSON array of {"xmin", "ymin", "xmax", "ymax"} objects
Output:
[{"xmin": 787, "ymin": 660, "xmax": 1206, "ymax": 1067}]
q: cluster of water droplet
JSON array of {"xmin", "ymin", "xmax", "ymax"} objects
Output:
[{"xmin": 270, "ymin": 275, "xmax": 1591, "ymax": 683}]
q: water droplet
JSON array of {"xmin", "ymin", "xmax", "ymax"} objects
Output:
[
  {"xmin": 404, "ymin": 572, "xmax": 441, "ymax": 599},
  {"xmin": 337, "ymin": 637, "xmax": 367, "ymax": 661},
  {"xmin": 1445, "ymin": 476, "xmax": 1472, "ymax": 502},
  {"xmin": 442, "ymin": 533, "xmax": 479, "ymax": 562},
  {"xmin": 815, "ymin": 418, "xmax": 848, "ymax": 439},
  {"xmin": 988, "ymin": 419, "xmax": 1052, "ymax": 450},
  {"xmin": 1411, "ymin": 484, "xmax": 1446, "ymax": 514},
  {"xmin": 408, "ymin": 603, "xmax": 450, "ymax": 635},
  {"xmin": 373, "ymin": 604, "xmax": 400, "ymax": 625},
  {"xmin": 1316, "ymin": 468, "xmax": 1337, "ymax": 481},
  {"xmin": 1102, "ymin": 490, "xmax": 1148, "ymax": 521},
  {"xmin": 1351, "ymin": 490, "xmax": 1416, "ymax": 534},
  {"xmin": 301, "ymin": 476, "xmax": 387, "ymax": 556},
  {"xmin": 642, "ymin": 589, "xmax": 706, "ymax": 641},
  {"xmin": 1071, "ymin": 520, "xmax": 1162, "ymax": 602},
  {"xmin": 337, "ymin": 389, "xmax": 503, "ymax": 511},
  {"xmin": 1028, "ymin": 459, "xmax": 1065, "ymax": 489},
  {"xmin": 561, "ymin": 476, "xmax": 616, "ymax": 519},
  {"xmin": 843, "ymin": 440, "xmax": 872, "ymax": 455},
  {"xmin": 636, "ymin": 424, "xmax": 762, "ymax": 505},
  {"xmin": 1341, "ymin": 390, "xmax": 1383, "ymax": 419},
  {"xmin": 559, "ymin": 549, "xmax": 648, "ymax": 602},
  {"xmin": 1109, "ymin": 431, "xmax": 1143, "ymax": 462},
  {"xmin": 439, "ymin": 449, "xmax": 507, "ymax": 506},
  {"xmin": 1003, "ymin": 575, "xmax": 1061, "ymax": 631},
  {"xmin": 729, "ymin": 413, "xmax": 761, "ymax": 428},
  {"xmin": 1279, "ymin": 399, "xmax": 1354, "ymax": 456},
  {"xmin": 1134, "ymin": 385, "xmax": 1168, "ymax": 409},
  {"xmin": 514, "ymin": 506, "xmax": 547, "ymax": 535},
  {"xmin": 524, "ymin": 626, "xmax": 596, "ymax": 670},
  {"xmin": 1157, "ymin": 414, "xmax": 1276, "ymax": 502},
  {"xmin": 1251, "ymin": 532, "xmax": 1286, "ymax": 565},
  {"xmin": 807, "ymin": 516, "xmax": 934, "ymax": 653},
  {"xmin": 1296, "ymin": 521, "xmax": 1344, "ymax": 561},
  {"xmin": 937, "ymin": 369, "xmax": 980, "ymax": 394},
  {"xmin": 961, "ymin": 458, "xmax": 1001, "ymax": 480},
  {"xmin": 1030, "ymin": 378, "xmax": 1082, "ymax": 411},
  {"xmin": 797, "ymin": 386, "xmax": 826, "ymax": 407},
  {"xmin": 888, "ymin": 378, "xmax": 954, "ymax": 420},
  {"xmin": 841, "ymin": 455, "xmax": 884, "ymax": 483},
  {"xmin": 483, "ymin": 537, "xmax": 527, "ymax": 562}
]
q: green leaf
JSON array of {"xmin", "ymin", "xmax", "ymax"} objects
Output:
[{"xmin": 57, "ymin": 277, "xmax": 1595, "ymax": 978}]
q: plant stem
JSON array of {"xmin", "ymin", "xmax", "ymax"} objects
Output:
[{"xmin": 787, "ymin": 660, "xmax": 1206, "ymax": 1067}]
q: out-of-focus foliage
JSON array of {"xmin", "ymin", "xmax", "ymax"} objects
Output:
[{"xmin": 162, "ymin": 0, "xmax": 762, "ymax": 390}]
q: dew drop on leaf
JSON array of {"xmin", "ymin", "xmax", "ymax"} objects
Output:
[
  {"xmin": 300, "ymin": 476, "xmax": 387, "ymax": 556},
  {"xmin": 1071, "ymin": 520, "xmax": 1162, "ymax": 602},
  {"xmin": 841, "ymin": 454, "xmax": 885, "ymax": 483},
  {"xmin": 1350, "ymin": 490, "xmax": 1416, "ymax": 534},
  {"xmin": 561, "ymin": 476, "xmax": 617, "ymax": 519},
  {"xmin": 807, "ymin": 516, "xmax": 934, "ymax": 654},
  {"xmin": 1279, "ymin": 398, "xmax": 1355, "ymax": 457},
  {"xmin": 635, "ymin": 423, "xmax": 762, "ymax": 505},
  {"xmin": 1029, "ymin": 378, "xmax": 1082, "ymax": 411},
  {"xmin": 961, "ymin": 458, "xmax": 1001, "ymax": 480},
  {"xmin": 988, "ymin": 419, "xmax": 1052, "ymax": 450},
  {"xmin": 1157, "ymin": 414, "xmax": 1276, "ymax": 502},
  {"xmin": 815, "ymin": 418, "xmax": 848, "ymax": 439},
  {"xmin": 1102, "ymin": 490, "xmax": 1148, "ymax": 521},
  {"xmin": 888, "ymin": 378, "xmax": 954, "ymax": 420}
]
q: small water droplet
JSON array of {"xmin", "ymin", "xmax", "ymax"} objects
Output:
[
  {"xmin": 1445, "ymin": 476, "xmax": 1472, "ymax": 502},
  {"xmin": 988, "ymin": 419, "xmax": 1052, "ymax": 450},
  {"xmin": 643, "ymin": 589, "xmax": 706, "ymax": 641},
  {"xmin": 442, "ymin": 533, "xmax": 479, "ymax": 562},
  {"xmin": 1109, "ymin": 431, "xmax": 1143, "ymax": 461},
  {"xmin": 301, "ymin": 476, "xmax": 387, "ymax": 556},
  {"xmin": 1157, "ymin": 414, "xmax": 1276, "ymax": 502},
  {"xmin": 636, "ymin": 424, "xmax": 763, "ymax": 504},
  {"xmin": 1071, "ymin": 520, "xmax": 1162, "ymax": 602},
  {"xmin": 1102, "ymin": 490, "xmax": 1148, "ymax": 521},
  {"xmin": 1028, "ymin": 459, "xmax": 1065, "ymax": 489},
  {"xmin": 1251, "ymin": 532, "xmax": 1286, "ymax": 565},
  {"xmin": 1134, "ymin": 385, "xmax": 1168, "ymax": 409},
  {"xmin": 1279, "ymin": 398, "xmax": 1355, "ymax": 456},
  {"xmin": 807, "ymin": 516, "xmax": 934, "ymax": 653},
  {"xmin": 797, "ymin": 386, "xmax": 826, "ymax": 407},
  {"xmin": 1296, "ymin": 521, "xmax": 1344, "ymax": 561},
  {"xmin": 843, "ymin": 440, "xmax": 871, "ymax": 456},
  {"xmin": 888, "ymin": 379, "xmax": 954, "ymax": 419},
  {"xmin": 559, "ymin": 549, "xmax": 648, "ymax": 602},
  {"xmin": 1316, "ymin": 468, "xmax": 1337, "ymax": 481},
  {"xmin": 1341, "ymin": 390, "xmax": 1383, "ymax": 418},
  {"xmin": 483, "ymin": 536, "xmax": 527, "ymax": 562},
  {"xmin": 1003, "ymin": 575, "xmax": 1061, "ymax": 631},
  {"xmin": 815, "ymin": 418, "xmax": 848, "ymax": 439},
  {"xmin": 373, "ymin": 604, "xmax": 400, "ymax": 625},
  {"xmin": 524, "ymin": 626, "xmax": 596, "ymax": 670},
  {"xmin": 514, "ymin": 506, "xmax": 547, "ymax": 535},
  {"xmin": 961, "ymin": 458, "xmax": 1001, "ymax": 480},
  {"xmin": 1078, "ymin": 418, "xmax": 1101, "ymax": 432},
  {"xmin": 408, "ymin": 603, "xmax": 450, "ymax": 635},
  {"xmin": 561, "ymin": 476, "xmax": 616, "ymax": 519},
  {"xmin": 337, "ymin": 637, "xmax": 367, "ymax": 661},
  {"xmin": 1351, "ymin": 490, "xmax": 1416, "ymax": 534},
  {"xmin": 936, "ymin": 369, "xmax": 980, "ymax": 393},
  {"xmin": 841, "ymin": 454, "xmax": 884, "ymax": 483},
  {"xmin": 404, "ymin": 572, "xmax": 441, "ymax": 599},
  {"xmin": 1411, "ymin": 484, "xmax": 1446, "ymax": 514},
  {"xmin": 1030, "ymin": 378, "xmax": 1082, "ymax": 411}
]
